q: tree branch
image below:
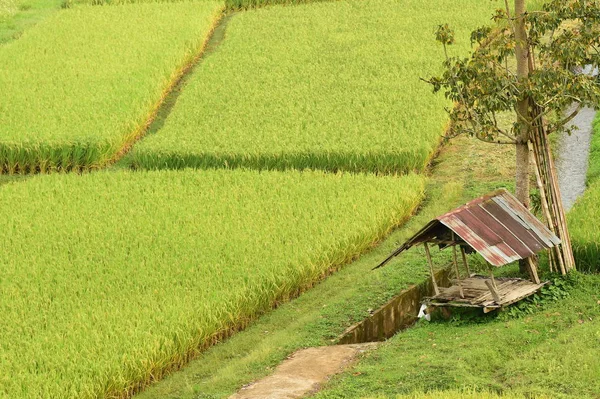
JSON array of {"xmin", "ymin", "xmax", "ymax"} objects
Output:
[{"xmin": 555, "ymin": 103, "xmax": 583, "ymax": 128}]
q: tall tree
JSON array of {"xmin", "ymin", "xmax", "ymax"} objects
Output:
[
  {"xmin": 514, "ymin": 0, "xmax": 530, "ymax": 208},
  {"xmin": 427, "ymin": 0, "xmax": 600, "ymax": 273}
]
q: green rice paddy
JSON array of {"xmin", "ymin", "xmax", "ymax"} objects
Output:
[
  {"xmin": 1, "ymin": 0, "xmax": 597, "ymax": 397},
  {"xmin": 129, "ymin": 0, "xmax": 497, "ymax": 174},
  {"xmin": 0, "ymin": 1, "xmax": 222, "ymax": 172}
]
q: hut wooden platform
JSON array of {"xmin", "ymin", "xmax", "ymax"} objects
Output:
[
  {"xmin": 375, "ymin": 189, "xmax": 561, "ymax": 313},
  {"xmin": 425, "ymin": 275, "xmax": 547, "ymax": 313}
]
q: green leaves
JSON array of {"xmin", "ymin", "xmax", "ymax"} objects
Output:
[
  {"xmin": 426, "ymin": 0, "xmax": 600, "ymax": 144},
  {"xmin": 0, "ymin": 169, "xmax": 425, "ymax": 398},
  {"xmin": 435, "ymin": 24, "xmax": 455, "ymax": 46}
]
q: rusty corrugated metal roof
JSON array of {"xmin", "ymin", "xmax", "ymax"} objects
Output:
[{"xmin": 376, "ymin": 189, "xmax": 561, "ymax": 268}]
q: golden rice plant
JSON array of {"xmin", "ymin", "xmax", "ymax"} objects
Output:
[{"xmin": 0, "ymin": 169, "xmax": 424, "ymax": 398}]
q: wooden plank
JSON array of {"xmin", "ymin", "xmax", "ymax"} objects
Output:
[
  {"xmin": 423, "ymin": 243, "xmax": 440, "ymax": 296},
  {"xmin": 472, "ymin": 280, "xmax": 516, "ymax": 303},
  {"xmin": 427, "ymin": 277, "xmax": 547, "ymax": 309},
  {"xmin": 499, "ymin": 284, "xmax": 547, "ymax": 306},
  {"xmin": 460, "ymin": 246, "xmax": 471, "ymax": 276}
]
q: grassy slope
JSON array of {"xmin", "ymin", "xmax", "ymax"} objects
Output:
[
  {"xmin": 568, "ymin": 114, "xmax": 600, "ymax": 272},
  {"xmin": 314, "ymin": 274, "xmax": 600, "ymax": 399},
  {"xmin": 0, "ymin": 169, "xmax": 424, "ymax": 398},
  {"xmin": 135, "ymin": 136, "xmax": 518, "ymax": 399},
  {"xmin": 129, "ymin": 0, "xmax": 497, "ymax": 174},
  {"xmin": 585, "ymin": 114, "xmax": 600, "ymax": 184},
  {"xmin": 0, "ymin": 1, "xmax": 223, "ymax": 172}
]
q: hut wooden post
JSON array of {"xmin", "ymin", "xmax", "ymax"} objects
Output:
[
  {"xmin": 451, "ymin": 234, "xmax": 464, "ymax": 298},
  {"xmin": 485, "ymin": 280, "xmax": 501, "ymax": 303},
  {"xmin": 489, "ymin": 268, "xmax": 498, "ymax": 291},
  {"xmin": 423, "ymin": 243, "xmax": 440, "ymax": 296},
  {"xmin": 460, "ymin": 246, "xmax": 471, "ymax": 276},
  {"xmin": 527, "ymin": 257, "xmax": 541, "ymax": 284}
]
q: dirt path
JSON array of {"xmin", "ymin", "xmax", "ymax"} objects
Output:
[{"xmin": 229, "ymin": 344, "xmax": 377, "ymax": 399}]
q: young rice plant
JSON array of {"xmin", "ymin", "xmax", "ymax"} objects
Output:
[{"xmin": 0, "ymin": 169, "xmax": 424, "ymax": 398}]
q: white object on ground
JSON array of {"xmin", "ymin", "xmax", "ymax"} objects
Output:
[{"xmin": 418, "ymin": 304, "xmax": 431, "ymax": 321}]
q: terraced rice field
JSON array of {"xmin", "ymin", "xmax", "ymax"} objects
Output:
[
  {"xmin": 0, "ymin": 1, "xmax": 222, "ymax": 172},
  {"xmin": 129, "ymin": 0, "xmax": 497, "ymax": 174},
  {"xmin": 0, "ymin": 0, "xmax": 546, "ymax": 397},
  {"xmin": 0, "ymin": 169, "xmax": 424, "ymax": 398}
]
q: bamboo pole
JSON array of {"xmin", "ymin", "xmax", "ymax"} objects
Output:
[
  {"xmin": 539, "ymin": 109, "xmax": 576, "ymax": 271},
  {"xmin": 530, "ymin": 123, "xmax": 567, "ymax": 275},
  {"xmin": 548, "ymin": 248, "xmax": 555, "ymax": 273},
  {"xmin": 533, "ymin": 134, "xmax": 565, "ymax": 274},
  {"xmin": 543, "ymin": 133, "xmax": 575, "ymax": 271},
  {"xmin": 541, "ymin": 131, "xmax": 571, "ymax": 273},
  {"xmin": 424, "ymin": 243, "xmax": 440, "ymax": 296},
  {"xmin": 452, "ymin": 234, "xmax": 464, "ymax": 299},
  {"xmin": 529, "ymin": 141, "xmax": 560, "ymax": 274}
]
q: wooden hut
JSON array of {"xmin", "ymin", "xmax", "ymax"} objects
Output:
[{"xmin": 376, "ymin": 189, "xmax": 561, "ymax": 313}]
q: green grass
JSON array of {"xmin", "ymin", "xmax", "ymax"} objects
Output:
[
  {"xmin": 0, "ymin": 1, "xmax": 223, "ymax": 173},
  {"xmin": 586, "ymin": 114, "xmax": 600, "ymax": 184},
  {"xmin": 568, "ymin": 114, "xmax": 600, "ymax": 272},
  {"xmin": 313, "ymin": 273, "xmax": 600, "ymax": 399},
  {"xmin": 568, "ymin": 182, "xmax": 600, "ymax": 272},
  {"xmin": 129, "ymin": 0, "xmax": 497, "ymax": 174},
  {"xmin": 0, "ymin": 169, "xmax": 424, "ymax": 398}
]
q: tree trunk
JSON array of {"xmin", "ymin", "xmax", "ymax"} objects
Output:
[
  {"xmin": 514, "ymin": 0, "xmax": 531, "ymax": 273},
  {"xmin": 514, "ymin": 0, "xmax": 530, "ymax": 209}
]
